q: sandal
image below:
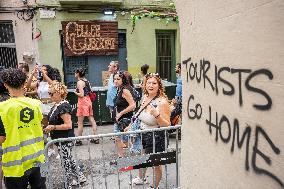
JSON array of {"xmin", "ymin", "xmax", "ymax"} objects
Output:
[
  {"xmin": 75, "ymin": 140, "xmax": 83, "ymax": 146},
  {"xmin": 90, "ymin": 139, "xmax": 100, "ymax": 144}
]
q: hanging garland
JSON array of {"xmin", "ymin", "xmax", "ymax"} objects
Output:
[{"xmin": 129, "ymin": 9, "xmax": 178, "ymax": 33}]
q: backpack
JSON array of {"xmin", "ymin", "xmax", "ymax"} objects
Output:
[{"xmin": 132, "ymin": 88, "xmax": 142, "ymax": 102}]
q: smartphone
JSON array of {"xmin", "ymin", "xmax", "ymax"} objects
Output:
[
  {"xmin": 150, "ymin": 102, "xmax": 157, "ymax": 108},
  {"xmin": 37, "ymin": 64, "xmax": 43, "ymax": 81}
]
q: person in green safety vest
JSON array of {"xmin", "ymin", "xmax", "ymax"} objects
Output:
[{"xmin": 0, "ymin": 68, "xmax": 46, "ymax": 189}]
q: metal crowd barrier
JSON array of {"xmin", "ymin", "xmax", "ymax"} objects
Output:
[{"xmin": 41, "ymin": 125, "xmax": 181, "ymax": 189}]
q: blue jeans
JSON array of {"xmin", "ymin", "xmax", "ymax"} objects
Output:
[
  {"xmin": 130, "ymin": 135, "xmax": 142, "ymax": 154},
  {"xmin": 129, "ymin": 119, "xmax": 142, "ymax": 154},
  {"xmin": 114, "ymin": 123, "xmax": 128, "ymax": 142}
]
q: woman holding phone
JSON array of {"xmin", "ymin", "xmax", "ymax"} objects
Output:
[{"xmin": 130, "ymin": 73, "xmax": 170, "ymax": 189}]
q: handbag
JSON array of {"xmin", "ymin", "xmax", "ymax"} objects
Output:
[
  {"xmin": 89, "ymin": 91, "xmax": 96, "ymax": 102},
  {"xmin": 84, "ymin": 80, "xmax": 96, "ymax": 102},
  {"xmin": 117, "ymin": 118, "xmax": 131, "ymax": 132}
]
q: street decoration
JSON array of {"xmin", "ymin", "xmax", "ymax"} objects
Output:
[
  {"xmin": 129, "ymin": 9, "xmax": 179, "ymax": 33},
  {"xmin": 62, "ymin": 21, "xmax": 118, "ymax": 56}
]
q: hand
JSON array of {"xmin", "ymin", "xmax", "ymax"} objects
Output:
[
  {"xmin": 124, "ymin": 125, "xmax": 131, "ymax": 132},
  {"xmin": 171, "ymin": 99, "xmax": 176, "ymax": 106},
  {"xmin": 31, "ymin": 67, "xmax": 38, "ymax": 77},
  {"xmin": 43, "ymin": 125, "xmax": 54, "ymax": 133},
  {"xmin": 149, "ymin": 104, "xmax": 159, "ymax": 118},
  {"xmin": 115, "ymin": 112, "xmax": 122, "ymax": 122}
]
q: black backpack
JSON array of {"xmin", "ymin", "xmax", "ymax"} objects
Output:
[{"xmin": 132, "ymin": 88, "xmax": 142, "ymax": 102}]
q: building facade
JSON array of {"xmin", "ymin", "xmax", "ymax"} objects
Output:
[
  {"xmin": 0, "ymin": 0, "xmax": 38, "ymax": 68},
  {"xmin": 35, "ymin": 0, "xmax": 180, "ymax": 88}
]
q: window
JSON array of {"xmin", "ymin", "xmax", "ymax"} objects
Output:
[
  {"xmin": 0, "ymin": 21, "xmax": 18, "ymax": 68},
  {"xmin": 156, "ymin": 30, "xmax": 176, "ymax": 82}
]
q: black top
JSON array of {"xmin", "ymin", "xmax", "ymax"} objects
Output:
[
  {"xmin": 114, "ymin": 86, "xmax": 134, "ymax": 122},
  {"xmin": 47, "ymin": 101, "xmax": 75, "ymax": 140},
  {"xmin": 0, "ymin": 116, "xmax": 5, "ymax": 137},
  {"xmin": 76, "ymin": 79, "xmax": 91, "ymax": 96}
]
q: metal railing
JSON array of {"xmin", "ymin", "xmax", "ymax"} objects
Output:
[{"xmin": 41, "ymin": 125, "xmax": 181, "ymax": 189}]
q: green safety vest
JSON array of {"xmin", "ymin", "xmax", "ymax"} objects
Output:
[{"xmin": 0, "ymin": 97, "xmax": 45, "ymax": 177}]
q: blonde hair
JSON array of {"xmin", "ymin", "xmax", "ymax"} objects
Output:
[
  {"xmin": 143, "ymin": 74, "xmax": 167, "ymax": 98},
  {"xmin": 49, "ymin": 81, "xmax": 68, "ymax": 99}
]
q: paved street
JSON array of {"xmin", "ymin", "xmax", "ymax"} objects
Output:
[{"xmin": 46, "ymin": 124, "xmax": 181, "ymax": 189}]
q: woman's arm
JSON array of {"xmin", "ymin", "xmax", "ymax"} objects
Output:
[
  {"xmin": 74, "ymin": 80, "xmax": 85, "ymax": 98},
  {"xmin": 149, "ymin": 98, "xmax": 171, "ymax": 127},
  {"xmin": 115, "ymin": 88, "xmax": 136, "ymax": 121},
  {"xmin": 42, "ymin": 69, "xmax": 53, "ymax": 85},
  {"xmin": 44, "ymin": 113, "xmax": 72, "ymax": 132},
  {"xmin": 26, "ymin": 68, "xmax": 38, "ymax": 89}
]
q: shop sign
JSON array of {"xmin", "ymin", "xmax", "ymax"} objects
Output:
[{"xmin": 62, "ymin": 21, "xmax": 118, "ymax": 56}]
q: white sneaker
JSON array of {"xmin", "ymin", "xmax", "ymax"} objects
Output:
[
  {"xmin": 78, "ymin": 172, "xmax": 87, "ymax": 183},
  {"xmin": 71, "ymin": 179, "xmax": 78, "ymax": 186},
  {"xmin": 47, "ymin": 149, "xmax": 55, "ymax": 157},
  {"xmin": 131, "ymin": 177, "xmax": 148, "ymax": 185}
]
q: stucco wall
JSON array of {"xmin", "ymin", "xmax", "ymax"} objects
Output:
[
  {"xmin": 176, "ymin": 0, "xmax": 284, "ymax": 188},
  {"xmin": 36, "ymin": 12, "xmax": 180, "ymax": 79},
  {"xmin": 1, "ymin": 13, "xmax": 36, "ymax": 65}
]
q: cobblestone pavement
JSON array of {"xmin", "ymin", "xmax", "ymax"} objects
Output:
[
  {"xmin": 46, "ymin": 124, "xmax": 181, "ymax": 189},
  {"xmin": 0, "ymin": 124, "xmax": 180, "ymax": 189}
]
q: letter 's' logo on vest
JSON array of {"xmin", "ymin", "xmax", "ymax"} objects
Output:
[{"xmin": 20, "ymin": 107, "xmax": 34, "ymax": 123}]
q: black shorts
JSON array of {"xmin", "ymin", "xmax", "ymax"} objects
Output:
[
  {"xmin": 4, "ymin": 167, "xmax": 46, "ymax": 189},
  {"xmin": 142, "ymin": 131, "xmax": 168, "ymax": 154}
]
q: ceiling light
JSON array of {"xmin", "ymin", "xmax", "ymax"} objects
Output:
[{"xmin": 103, "ymin": 9, "xmax": 114, "ymax": 15}]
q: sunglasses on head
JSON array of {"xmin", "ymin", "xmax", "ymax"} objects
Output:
[
  {"xmin": 48, "ymin": 92, "xmax": 54, "ymax": 97},
  {"xmin": 115, "ymin": 71, "xmax": 125, "ymax": 76},
  {"xmin": 146, "ymin": 73, "xmax": 160, "ymax": 78}
]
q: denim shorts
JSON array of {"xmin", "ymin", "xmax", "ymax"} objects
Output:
[{"xmin": 114, "ymin": 123, "xmax": 128, "ymax": 142}]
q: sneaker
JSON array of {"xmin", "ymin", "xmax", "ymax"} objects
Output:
[
  {"xmin": 56, "ymin": 154, "xmax": 60, "ymax": 159},
  {"xmin": 131, "ymin": 177, "xmax": 149, "ymax": 185},
  {"xmin": 78, "ymin": 172, "xmax": 87, "ymax": 183},
  {"xmin": 90, "ymin": 139, "xmax": 99, "ymax": 144},
  {"xmin": 147, "ymin": 186, "xmax": 159, "ymax": 189},
  {"xmin": 47, "ymin": 148, "xmax": 55, "ymax": 157},
  {"xmin": 75, "ymin": 140, "xmax": 83, "ymax": 146},
  {"xmin": 71, "ymin": 179, "xmax": 78, "ymax": 186}
]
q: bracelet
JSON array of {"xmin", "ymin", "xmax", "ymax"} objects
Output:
[{"xmin": 155, "ymin": 114, "xmax": 160, "ymax": 118}]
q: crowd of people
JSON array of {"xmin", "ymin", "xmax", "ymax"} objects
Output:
[{"xmin": 0, "ymin": 60, "xmax": 182, "ymax": 189}]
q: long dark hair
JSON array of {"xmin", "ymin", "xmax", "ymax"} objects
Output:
[
  {"xmin": 113, "ymin": 70, "xmax": 129, "ymax": 88},
  {"xmin": 75, "ymin": 67, "xmax": 86, "ymax": 78}
]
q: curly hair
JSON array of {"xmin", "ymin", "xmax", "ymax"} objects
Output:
[
  {"xmin": 42, "ymin": 65, "xmax": 53, "ymax": 79},
  {"xmin": 0, "ymin": 68, "xmax": 27, "ymax": 89},
  {"xmin": 143, "ymin": 74, "xmax": 167, "ymax": 98},
  {"xmin": 0, "ymin": 67, "xmax": 8, "ymax": 94},
  {"xmin": 49, "ymin": 81, "xmax": 68, "ymax": 99},
  {"xmin": 51, "ymin": 68, "xmax": 62, "ymax": 82}
]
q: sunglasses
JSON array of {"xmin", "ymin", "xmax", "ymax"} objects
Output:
[
  {"xmin": 146, "ymin": 73, "xmax": 160, "ymax": 78},
  {"xmin": 115, "ymin": 71, "xmax": 125, "ymax": 77},
  {"xmin": 48, "ymin": 92, "xmax": 55, "ymax": 97}
]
